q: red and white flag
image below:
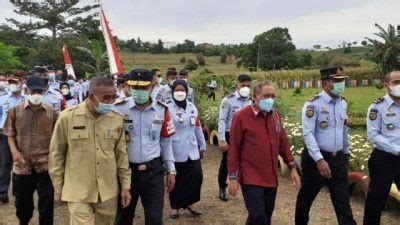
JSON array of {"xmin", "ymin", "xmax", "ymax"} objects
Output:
[
  {"xmin": 99, "ymin": 5, "xmax": 124, "ymax": 78},
  {"xmin": 62, "ymin": 45, "xmax": 76, "ymax": 79}
]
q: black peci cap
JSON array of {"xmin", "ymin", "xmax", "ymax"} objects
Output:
[{"xmin": 320, "ymin": 66, "xmax": 348, "ymax": 80}]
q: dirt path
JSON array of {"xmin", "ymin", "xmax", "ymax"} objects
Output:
[{"xmin": 1, "ymin": 146, "xmax": 399, "ymax": 224}]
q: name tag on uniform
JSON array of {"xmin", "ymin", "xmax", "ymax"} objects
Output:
[
  {"xmin": 124, "ymin": 119, "xmax": 133, "ymax": 123},
  {"xmin": 73, "ymin": 126, "xmax": 86, "ymax": 130},
  {"xmin": 386, "ymin": 113, "xmax": 396, "ymax": 117},
  {"xmin": 190, "ymin": 116, "xmax": 196, "ymax": 126},
  {"xmin": 152, "ymin": 119, "xmax": 163, "ymax": 124}
]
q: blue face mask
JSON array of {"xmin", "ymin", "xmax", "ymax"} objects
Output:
[
  {"xmin": 332, "ymin": 81, "xmax": 345, "ymax": 96},
  {"xmin": 48, "ymin": 73, "xmax": 56, "ymax": 81},
  {"xmin": 67, "ymin": 80, "xmax": 75, "ymax": 86},
  {"xmin": 259, "ymin": 98, "xmax": 274, "ymax": 112},
  {"xmin": 94, "ymin": 95, "xmax": 114, "ymax": 114}
]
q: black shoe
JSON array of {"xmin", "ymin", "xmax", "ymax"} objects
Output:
[
  {"xmin": 0, "ymin": 193, "xmax": 9, "ymax": 204},
  {"xmin": 186, "ymin": 206, "xmax": 203, "ymax": 216},
  {"xmin": 219, "ymin": 188, "xmax": 228, "ymax": 201}
]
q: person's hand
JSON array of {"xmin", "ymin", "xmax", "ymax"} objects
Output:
[
  {"xmin": 125, "ymin": 134, "xmax": 131, "ymax": 143},
  {"xmin": 290, "ymin": 168, "xmax": 302, "ymax": 190},
  {"xmin": 54, "ymin": 193, "xmax": 63, "ymax": 205},
  {"xmin": 218, "ymin": 141, "xmax": 228, "ymax": 152},
  {"xmin": 166, "ymin": 174, "xmax": 176, "ymax": 193},
  {"xmin": 317, "ymin": 159, "xmax": 331, "ymax": 179},
  {"xmin": 228, "ymin": 179, "xmax": 239, "ymax": 197},
  {"xmin": 12, "ymin": 150, "xmax": 24, "ymax": 164},
  {"xmin": 120, "ymin": 189, "xmax": 131, "ymax": 208},
  {"xmin": 200, "ymin": 151, "xmax": 205, "ymax": 159}
]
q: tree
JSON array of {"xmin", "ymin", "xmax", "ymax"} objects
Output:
[
  {"xmin": 365, "ymin": 23, "xmax": 400, "ymax": 74},
  {"xmin": 196, "ymin": 53, "xmax": 205, "ymax": 66},
  {"xmin": 185, "ymin": 59, "xmax": 198, "ymax": 70},
  {"xmin": 361, "ymin": 40, "xmax": 368, "ymax": 46},
  {"xmin": 220, "ymin": 51, "xmax": 228, "ymax": 63},
  {"xmin": 8, "ymin": 0, "xmax": 98, "ymax": 39},
  {"xmin": 75, "ymin": 39, "xmax": 108, "ymax": 75},
  {"xmin": 0, "ymin": 42, "xmax": 21, "ymax": 72},
  {"xmin": 151, "ymin": 39, "xmax": 164, "ymax": 54},
  {"xmin": 180, "ymin": 57, "xmax": 186, "ymax": 63},
  {"xmin": 236, "ymin": 27, "xmax": 297, "ymax": 70}
]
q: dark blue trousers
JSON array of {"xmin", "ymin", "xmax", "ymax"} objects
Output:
[
  {"xmin": 241, "ymin": 185, "xmax": 277, "ymax": 225},
  {"xmin": 0, "ymin": 135, "xmax": 12, "ymax": 194}
]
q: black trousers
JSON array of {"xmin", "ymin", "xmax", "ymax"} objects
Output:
[
  {"xmin": 115, "ymin": 160, "xmax": 165, "ymax": 225},
  {"xmin": 12, "ymin": 171, "xmax": 54, "ymax": 225},
  {"xmin": 295, "ymin": 149, "xmax": 356, "ymax": 225},
  {"xmin": 169, "ymin": 158, "xmax": 203, "ymax": 209},
  {"xmin": 241, "ymin": 185, "xmax": 277, "ymax": 225},
  {"xmin": 207, "ymin": 88, "xmax": 216, "ymax": 101},
  {"xmin": 218, "ymin": 132, "xmax": 230, "ymax": 188},
  {"xmin": 0, "ymin": 135, "xmax": 12, "ymax": 194},
  {"xmin": 364, "ymin": 149, "xmax": 400, "ymax": 225}
]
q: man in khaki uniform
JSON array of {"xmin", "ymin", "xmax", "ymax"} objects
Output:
[{"xmin": 49, "ymin": 76, "xmax": 132, "ymax": 225}]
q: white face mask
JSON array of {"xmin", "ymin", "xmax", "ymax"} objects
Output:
[
  {"xmin": 239, "ymin": 87, "xmax": 250, "ymax": 98},
  {"xmin": 173, "ymin": 91, "xmax": 187, "ymax": 102},
  {"xmin": 158, "ymin": 77, "xmax": 163, "ymax": 84},
  {"xmin": 28, "ymin": 94, "xmax": 43, "ymax": 105},
  {"xmin": 0, "ymin": 81, "xmax": 7, "ymax": 90},
  {"xmin": 61, "ymin": 88, "xmax": 70, "ymax": 95},
  {"xmin": 9, "ymin": 84, "xmax": 21, "ymax": 93},
  {"xmin": 389, "ymin": 84, "xmax": 400, "ymax": 97}
]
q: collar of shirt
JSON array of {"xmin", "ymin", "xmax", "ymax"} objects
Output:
[
  {"xmin": 75, "ymin": 100, "xmax": 115, "ymax": 118},
  {"xmin": 384, "ymin": 93, "xmax": 399, "ymax": 107},
  {"xmin": 251, "ymin": 104, "xmax": 260, "ymax": 116},
  {"xmin": 321, "ymin": 90, "xmax": 345, "ymax": 104},
  {"xmin": 23, "ymin": 100, "xmax": 47, "ymax": 111}
]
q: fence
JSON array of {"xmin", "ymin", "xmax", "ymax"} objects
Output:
[{"xmin": 277, "ymin": 79, "xmax": 382, "ymax": 89}]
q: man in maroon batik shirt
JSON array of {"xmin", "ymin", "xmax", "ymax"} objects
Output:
[{"xmin": 228, "ymin": 81, "xmax": 301, "ymax": 225}]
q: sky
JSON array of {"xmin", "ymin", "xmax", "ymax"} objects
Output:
[{"xmin": 0, "ymin": 0, "xmax": 399, "ymax": 49}]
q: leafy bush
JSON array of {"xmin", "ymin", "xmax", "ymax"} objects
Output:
[
  {"xmin": 180, "ymin": 56, "xmax": 186, "ymax": 63},
  {"xmin": 196, "ymin": 53, "xmax": 205, "ymax": 66},
  {"xmin": 185, "ymin": 59, "xmax": 198, "ymax": 71}
]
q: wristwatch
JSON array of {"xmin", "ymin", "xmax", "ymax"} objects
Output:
[{"xmin": 167, "ymin": 171, "xmax": 177, "ymax": 175}]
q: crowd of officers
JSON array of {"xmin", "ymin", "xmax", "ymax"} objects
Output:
[{"xmin": 0, "ymin": 65, "xmax": 399, "ymax": 225}]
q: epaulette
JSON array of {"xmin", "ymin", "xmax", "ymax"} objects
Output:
[
  {"xmin": 115, "ymin": 98, "xmax": 128, "ymax": 105},
  {"xmin": 341, "ymin": 96, "xmax": 347, "ymax": 102},
  {"xmin": 373, "ymin": 97, "xmax": 385, "ymax": 104},
  {"xmin": 307, "ymin": 95, "xmax": 320, "ymax": 102},
  {"xmin": 157, "ymin": 100, "xmax": 169, "ymax": 108},
  {"xmin": 66, "ymin": 105, "xmax": 79, "ymax": 111},
  {"xmin": 227, "ymin": 93, "xmax": 236, "ymax": 98}
]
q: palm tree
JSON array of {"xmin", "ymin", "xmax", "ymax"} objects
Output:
[
  {"xmin": 75, "ymin": 39, "xmax": 108, "ymax": 76},
  {"xmin": 365, "ymin": 23, "xmax": 400, "ymax": 74}
]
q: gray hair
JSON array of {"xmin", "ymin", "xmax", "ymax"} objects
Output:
[
  {"xmin": 253, "ymin": 80, "xmax": 275, "ymax": 95},
  {"xmin": 89, "ymin": 76, "xmax": 114, "ymax": 93}
]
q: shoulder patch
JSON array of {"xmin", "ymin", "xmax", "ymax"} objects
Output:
[
  {"xmin": 369, "ymin": 108, "xmax": 378, "ymax": 120},
  {"xmin": 308, "ymin": 95, "xmax": 320, "ymax": 102},
  {"xmin": 115, "ymin": 98, "xmax": 127, "ymax": 105},
  {"xmin": 373, "ymin": 97, "xmax": 385, "ymax": 104},
  {"xmin": 157, "ymin": 101, "xmax": 169, "ymax": 108},
  {"xmin": 306, "ymin": 105, "xmax": 315, "ymax": 118}
]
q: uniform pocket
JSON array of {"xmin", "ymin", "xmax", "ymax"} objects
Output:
[
  {"xmin": 105, "ymin": 129, "xmax": 119, "ymax": 152},
  {"xmin": 70, "ymin": 131, "xmax": 89, "ymax": 152}
]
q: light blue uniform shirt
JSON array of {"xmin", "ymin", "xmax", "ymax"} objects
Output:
[
  {"xmin": 43, "ymin": 87, "xmax": 63, "ymax": 112},
  {"xmin": 0, "ymin": 90, "xmax": 10, "ymax": 129},
  {"xmin": 168, "ymin": 100, "xmax": 206, "ymax": 162},
  {"xmin": 367, "ymin": 94, "xmax": 400, "ymax": 155},
  {"xmin": 0, "ymin": 93, "xmax": 25, "ymax": 129},
  {"xmin": 49, "ymin": 81, "xmax": 60, "ymax": 90},
  {"xmin": 151, "ymin": 84, "xmax": 163, "ymax": 100},
  {"xmin": 302, "ymin": 91, "xmax": 349, "ymax": 162},
  {"xmin": 156, "ymin": 84, "xmax": 195, "ymax": 103},
  {"xmin": 217, "ymin": 91, "xmax": 251, "ymax": 141},
  {"xmin": 115, "ymin": 97, "xmax": 176, "ymax": 172}
]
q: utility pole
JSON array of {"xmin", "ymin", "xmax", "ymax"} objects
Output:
[{"xmin": 257, "ymin": 42, "xmax": 261, "ymax": 70}]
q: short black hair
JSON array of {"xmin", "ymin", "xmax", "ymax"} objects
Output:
[
  {"xmin": 151, "ymin": 69, "xmax": 160, "ymax": 76},
  {"xmin": 237, "ymin": 74, "xmax": 252, "ymax": 82},
  {"xmin": 89, "ymin": 76, "xmax": 114, "ymax": 93}
]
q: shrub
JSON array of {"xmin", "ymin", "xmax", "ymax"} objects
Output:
[
  {"xmin": 196, "ymin": 53, "xmax": 205, "ymax": 66},
  {"xmin": 180, "ymin": 56, "xmax": 186, "ymax": 63},
  {"xmin": 185, "ymin": 59, "xmax": 198, "ymax": 71}
]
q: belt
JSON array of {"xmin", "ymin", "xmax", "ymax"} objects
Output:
[
  {"xmin": 320, "ymin": 149, "xmax": 343, "ymax": 157},
  {"xmin": 130, "ymin": 157, "xmax": 162, "ymax": 172}
]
